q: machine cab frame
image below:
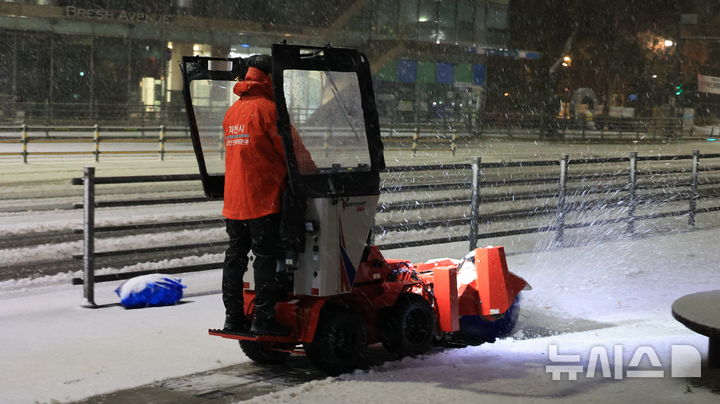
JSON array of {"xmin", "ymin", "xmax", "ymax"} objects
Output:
[
  {"xmin": 180, "ymin": 44, "xmax": 385, "ymax": 201},
  {"xmin": 181, "ymin": 44, "xmax": 386, "ymax": 296}
]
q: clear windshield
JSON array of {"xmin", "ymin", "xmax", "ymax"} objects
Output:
[
  {"xmin": 189, "ymin": 79, "xmax": 236, "ymax": 175},
  {"xmin": 283, "ymin": 70, "xmax": 371, "ymax": 173}
]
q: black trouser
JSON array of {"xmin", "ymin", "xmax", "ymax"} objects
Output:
[{"xmin": 222, "ymin": 214, "xmax": 283, "ymax": 319}]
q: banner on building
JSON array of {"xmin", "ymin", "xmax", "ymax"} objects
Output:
[
  {"xmin": 436, "ymin": 62, "xmax": 454, "ymax": 85},
  {"xmin": 472, "ymin": 64, "xmax": 486, "ymax": 86},
  {"xmin": 376, "ymin": 60, "xmax": 398, "ymax": 81},
  {"xmin": 455, "ymin": 63, "xmax": 473, "ymax": 84},
  {"xmin": 379, "ymin": 59, "xmax": 484, "ymax": 86},
  {"xmin": 697, "ymin": 73, "xmax": 720, "ymax": 95},
  {"xmin": 417, "ymin": 62, "xmax": 435, "ymax": 83},
  {"xmin": 398, "ymin": 59, "xmax": 417, "ymax": 83}
]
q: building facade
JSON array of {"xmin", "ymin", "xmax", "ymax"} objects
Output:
[{"xmin": 0, "ymin": 0, "xmax": 521, "ymax": 125}]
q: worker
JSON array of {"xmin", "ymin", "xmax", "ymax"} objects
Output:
[{"xmin": 220, "ymin": 54, "xmax": 292, "ymax": 336}]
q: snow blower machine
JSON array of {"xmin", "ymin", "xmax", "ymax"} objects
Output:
[{"xmin": 181, "ymin": 44, "xmax": 529, "ymax": 374}]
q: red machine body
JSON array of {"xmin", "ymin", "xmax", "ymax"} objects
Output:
[{"xmin": 209, "ymin": 245, "xmax": 528, "ymax": 349}]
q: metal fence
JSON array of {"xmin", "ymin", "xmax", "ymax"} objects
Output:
[
  {"xmin": 0, "ymin": 124, "xmax": 195, "ymax": 163},
  {"xmin": 0, "ymin": 113, "xmax": 689, "ymax": 164},
  {"xmin": 70, "ymin": 151, "xmax": 720, "ymax": 306},
  {"xmin": 0, "ymin": 124, "xmax": 462, "ymax": 163},
  {"xmin": 473, "ymin": 113, "xmax": 685, "ymax": 140},
  {"xmin": 1, "ymin": 120, "xmax": 692, "ymax": 164}
]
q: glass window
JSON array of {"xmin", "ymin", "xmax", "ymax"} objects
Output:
[
  {"xmin": 457, "ymin": 0, "xmax": 475, "ymax": 44},
  {"xmin": 372, "ymin": 0, "xmax": 397, "ymax": 36},
  {"xmin": 418, "ymin": 0, "xmax": 437, "ymax": 41},
  {"xmin": 16, "ymin": 33, "xmax": 51, "ymax": 103},
  {"xmin": 94, "ymin": 37, "xmax": 128, "ymax": 120},
  {"xmin": 439, "ymin": 8, "xmax": 456, "ymax": 26},
  {"xmin": 189, "ymin": 78, "xmax": 236, "ymax": 174},
  {"xmin": 459, "ymin": 0, "xmax": 475, "ymax": 23},
  {"xmin": 438, "ymin": 0, "xmax": 457, "ymax": 43},
  {"xmin": 487, "ymin": 2, "xmax": 508, "ymax": 29},
  {"xmin": 0, "ymin": 32, "xmax": 14, "ymax": 98},
  {"xmin": 94, "ymin": 37, "xmax": 128, "ymax": 104},
  {"xmin": 283, "ymin": 70, "xmax": 370, "ymax": 173},
  {"xmin": 52, "ymin": 35, "xmax": 91, "ymax": 104},
  {"xmin": 399, "ymin": 0, "xmax": 419, "ymax": 37},
  {"xmin": 129, "ymin": 40, "xmax": 166, "ymax": 104},
  {"xmin": 475, "ymin": 0, "xmax": 487, "ymax": 44}
]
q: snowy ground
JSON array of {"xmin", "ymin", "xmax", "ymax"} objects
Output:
[
  {"xmin": 2, "ymin": 142, "xmax": 720, "ymax": 403},
  {"xmin": 1, "ymin": 227, "xmax": 719, "ymax": 403}
]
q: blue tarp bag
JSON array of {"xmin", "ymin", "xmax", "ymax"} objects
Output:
[{"xmin": 115, "ymin": 274, "xmax": 186, "ymax": 309}]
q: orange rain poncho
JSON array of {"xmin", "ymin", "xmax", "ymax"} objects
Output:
[{"xmin": 221, "ymin": 66, "xmax": 315, "ymax": 220}]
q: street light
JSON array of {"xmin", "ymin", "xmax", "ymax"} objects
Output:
[
  {"xmin": 664, "ymin": 39, "xmax": 674, "ymax": 47},
  {"xmin": 561, "ymin": 55, "xmax": 572, "ymax": 67}
]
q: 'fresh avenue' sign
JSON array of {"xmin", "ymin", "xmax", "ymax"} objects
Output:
[{"xmin": 64, "ymin": 6, "xmax": 173, "ymax": 24}]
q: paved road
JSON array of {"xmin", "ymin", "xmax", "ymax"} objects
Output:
[
  {"xmin": 69, "ymin": 356, "xmax": 328, "ymax": 404},
  {"xmin": 66, "ymin": 307, "xmax": 615, "ymax": 403},
  {"xmin": 68, "ymin": 344, "xmax": 408, "ymax": 404}
]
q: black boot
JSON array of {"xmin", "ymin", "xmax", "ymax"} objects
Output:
[
  {"xmin": 250, "ymin": 303, "xmax": 290, "ymax": 336},
  {"xmin": 223, "ymin": 314, "xmax": 249, "ymax": 332}
]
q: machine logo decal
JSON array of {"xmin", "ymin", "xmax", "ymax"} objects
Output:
[{"xmin": 340, "ymin": 198, "xmax": 367, "ymax": 212}]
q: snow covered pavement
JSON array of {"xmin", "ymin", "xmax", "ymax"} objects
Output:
[{"xmin": 1, "ymin": 226, "xmax": 720, "ymax": 403}]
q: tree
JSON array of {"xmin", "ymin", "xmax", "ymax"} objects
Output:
[{"xmin": 509, "ymin": 0, "xmax": 680, "ymax": 113}]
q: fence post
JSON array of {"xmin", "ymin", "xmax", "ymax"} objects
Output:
[
  {"xmin": 442, "ymin": 114, "xmax": 447, "ymax": 139},
  {"xmin": 412, "ymin": 129, "xmax": 419, "ymax": 157},
  {"xmin": 555, "ymin": 154, "xmax": 569, "ymax": 245},
  {"xmin": 93, "ymin": 124, "xmax": 100, "ymax": 162},
  {"xmin": 450, "ymin": 133, "xmax": 457, "ymax": 156},
  {"xmin": 159, "ymin": 125, "xmax": 166, "ymax": 161},
  {"xmin": 469, "ymin": 156, "xmax": 482, "ymax": 250},
  {"xmin": 21, "ymin": 123, "xmax": 28, "ymax": 164},
  {"xmin": 627, "ymin": 152, "xmax": 637, "ymax": 234},
  {"xmin": 219, "ymin": 131, "xmax": 225, "ymax": 160},
  {"xmin": 324, "ymin": 114, "xmax": 332, "ymax": 158},
  {"xmin": 323, "ymin": 130, "xmax": 330, "ymax": 158},
  {"xmin": 44, "ymin": 99, "xmax": 50, "ymax": 130},
  {"xmin": 477, "ymin": 111, "xmax": 484, "ymax": 136},
  {"xmin": 82, "ymin": 166, "xmax": 96, "ymax": 307},
  {"xmin": 689, "ymin": 150, "xmax": 699, "ymax": 228}
]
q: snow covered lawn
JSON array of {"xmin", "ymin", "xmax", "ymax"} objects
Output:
[{"xmin": 1, "ymin": 226, "xmax": 719, "ymax": 403}]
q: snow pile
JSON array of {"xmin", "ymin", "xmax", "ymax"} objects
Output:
[
  {"xmin": 243, "ymin": 322, "xmax": 715, "ymax": 404},
  {"xmin": 239, "ymin": 228, "xmax": 720, "ymax": 404}
]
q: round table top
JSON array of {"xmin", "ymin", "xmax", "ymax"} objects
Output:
[{"xmin": 672, "ymin": 289, "xmax": 720, "ymax": 338}]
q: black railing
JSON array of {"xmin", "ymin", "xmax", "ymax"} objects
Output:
[{"xmin": 70, "ymin": 151, "xmax": 720, "ymax": 306}]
